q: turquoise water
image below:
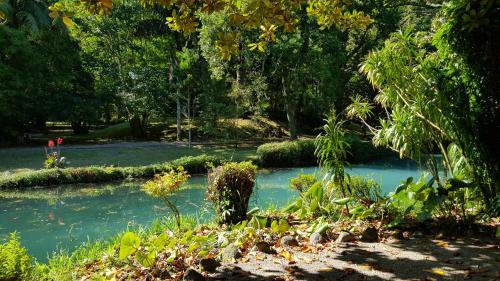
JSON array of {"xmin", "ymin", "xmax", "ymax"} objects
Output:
[{"xmin": 0, "ymin": 158, "xmax": 422, "ymax": 261}]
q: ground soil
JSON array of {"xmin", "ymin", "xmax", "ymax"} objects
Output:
[{"xmin": 211, "ymin": 236, "xmax": 499, "ymax": 281}]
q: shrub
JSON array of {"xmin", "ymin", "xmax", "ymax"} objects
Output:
[
  {"xmin": 257, "ymin": 139, "xmax": 316, "ymax": 168},
  {"xmin": 257, "ymin": 137, "xmax": 395, "ymax": 168},
  {"xmin": 289, "ymin": 172, "xmax": 318, "ymax": 193},
  {"xmin": 142, "ymin": 167, "xmax": 190, "ymax": 229},
  {"xmin": 345, "ymin": 175, "xmax": 383, "ymax": 204},
  {"xmin": 206, "ymin": 162, "xmax": 257, "ymax": 225},
  {"xmin": 0, "ymin": 232, "xmax": 32, "ymax": 281}
]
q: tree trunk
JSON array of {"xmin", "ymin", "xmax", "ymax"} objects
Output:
[
  {"xmin": 282, "ymin": 76, "xmax": 299, "ymax": 139},
  {"xmin": 176, "ymin": 95, "xmax": 181, "ymax": 141},
  {"xmin": 187, "ymin": 90, "xmax": 192, "ymax": 148}
]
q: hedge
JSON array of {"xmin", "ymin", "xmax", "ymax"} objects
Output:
[
  {"xmin": 257, "ymin": 140, "xmax": 316, "ymax": 168},
  {"xmin": 257, "ymin": 138, "xmax": 394, "ymax": 168},
  {"xmin": 0, "ymin": 154, "xmax": 222, "ymax": 190}
]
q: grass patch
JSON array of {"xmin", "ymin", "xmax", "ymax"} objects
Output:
[
  {"xmin": 0, "ymin": 145, "xmax": 256, "ymax": 171},
  {"xmin": 0, "ymin": 155, "xmax": 222, "ymax": 190}
]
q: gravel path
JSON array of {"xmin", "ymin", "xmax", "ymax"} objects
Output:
[{"xmin": 212, "ymin": 236, "xmax": 499, "ymax": 281}]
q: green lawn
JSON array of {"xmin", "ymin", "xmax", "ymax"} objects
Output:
[{"xmin": 0, "ymin": 145, "xmax": 256, "ymax": 171}]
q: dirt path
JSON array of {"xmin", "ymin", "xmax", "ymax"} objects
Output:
[{"xmin": 212, "ymin": 236, "xmax": 499, "ymax": 281}]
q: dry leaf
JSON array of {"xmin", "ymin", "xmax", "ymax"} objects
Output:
[
  {"xmin": 436, "ymin": 241, "xmax": 449, "ymax": 248},
  {"xmin": 428, "ymin": 268, "xmax": 446, "ymax": 276},
  {"xmin": 318, "ymin": 267, "xmax": 334, "ymax": 272}
]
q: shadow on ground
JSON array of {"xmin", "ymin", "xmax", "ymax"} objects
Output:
[{"xmin": 210, "ymin": 235, "xmax": 499, "ymax": 280}]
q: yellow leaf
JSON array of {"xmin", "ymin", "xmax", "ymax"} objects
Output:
[
  {"xmin": 428, "ymin": 268, "xmax": 446, "ymax": 276},
  {"xmin": 62, "ymin": 16, "xmax": 74, "ymax": 27},
  {"xmin": 436, "ymin": 241, "xmax": 449, "ymax": 248},
  {"xmin": 318, "ymin": 267, "xmax": 334, "ymax": 272},
  {"xmin": 48, "ymin": 11, "xmax": 59, "ymax": 19},
  {"xmin": 281, "ymin": 250, "xmax": 294, "ymax": 262},
  {"xmin": 255, "ymin": 254, "xmax": 266, "ymax": 261}
]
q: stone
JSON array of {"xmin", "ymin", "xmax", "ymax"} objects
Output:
[
  {"xmin": 281, "ymin": 235, "xmax": 299, "ymax": 247},
  {"xmin": 199, "ymin": 258, "xmax": 220, "ymax": 272},
  {"xmin": 309, "ymin": 232, "xmax": 323, "ymax": 246},
  {"xmin": 222, "ymin": 244, "xmax": 241, "ymax": 261},
  {"xmin": 361, "ymin": 227, "xmax": 379, "ymax": 242},
  {"xmin": 183, "ymin": 268, "xmax": 205, "ymax": 281},
  {"xmin": 336, "ymin": 230, "xmax": 356, "ymax": 243},
  {"xmin": 256, "ymin": 241, "xmax": 275, "ymax": 254}
]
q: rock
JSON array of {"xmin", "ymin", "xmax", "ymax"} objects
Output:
[
  {"xmin": 199, "ymin": 258, "xmax": 220, "ymax": 272},
  {"xmin": 336, "ymin": 230, "xmax": 356, "ymax": 243},
  {"xmin": 256, "ymin": 241, "xmax": 274, "ymax": 253},
  {"xmin": 222, "ymin": 244, "xmax": 241, "ymax": 261},
  {"xmin": 183, "ymin": 268, "xmax": 205, "ymax": 281},
  {"xmin": 309, "ymin": 232, "xmax": 323, "ymax": 246},
  {"xmin": 361, "ymin": 227, "xmax": 379, "ymax": 242},
  {"xmin": 281, "ymin": 235, "xmax": 299, "ymax": 247}
]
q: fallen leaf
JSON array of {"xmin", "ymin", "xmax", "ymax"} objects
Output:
[
  {"xmin": 281, "ymin": 250, "xmax": 294, "ymax": 262},
  {"xmin": 436, "ymin": 241, "xmax": 449, "ymax": 248},
  {"xmin": 428, "ymin": 268, "xmax": 446, "ymax": 276},
  {"xmin": 255, "ymin": 254, "xmax": 266, "ymax": 261},
  {"xmin": 318, "ymin": 267, "xmax": 334, "ymax": 272}
]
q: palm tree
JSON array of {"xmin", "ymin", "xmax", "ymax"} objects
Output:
[{"xmin": 0, "ymin": 0, "xmax": 50, "ymax": 34}]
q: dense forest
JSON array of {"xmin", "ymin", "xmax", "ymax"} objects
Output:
[{"xmin": 0, "ymin": 0, "xmax": 499, "ymax": 280}]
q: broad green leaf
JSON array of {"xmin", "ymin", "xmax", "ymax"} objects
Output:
[
  {"xmin": 271, "ymin": 220, "xmax": 279, "ymax": 233},
  {"xmin": 136, "ymin": 250, "xmax": 156, "ymax": 267},
  {"xmin": 278, "ymin": 219, "xmax": 290, "ymax": 234},
  {"xmin": 119, "ymin": 232, "xmax": 140, "ymax": 260},
  {"xmin": 152, "ymin": 233, "xmax": 169, "ymax": 251}
]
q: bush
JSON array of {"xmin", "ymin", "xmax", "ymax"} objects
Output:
[
  {"xmin": 289, "ymin": 172, "xmax": 318, "ymax": 193},
  {"xmin": 206, "ymin": 162, "xmax": 257, "ymax": 225},
  {"xmin": 257, "ymin": 139, "xmax": 316, "ymax": 168},
  {"xmin": 345, "ymin": 175, "xmax": 383, "ymax": 204},
  {"xmin": 257, "ymin": 137, "xmax": 395, "ymax": 168},
  {"xmin": 0, "ymin": 232, "xmax": 32, "ymax": 281},
  {"xmin": 0, "ymin": 155, "xmax": 221, "ymax": 190}
]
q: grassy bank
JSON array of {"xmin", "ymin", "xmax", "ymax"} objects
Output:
[
  {"xmin": 0, "ymin": 155, "xmax": 222, "ymax": 190},
  {"xmin": 256, "ymin": 137, "xmax": 394, "ymax": 168}
]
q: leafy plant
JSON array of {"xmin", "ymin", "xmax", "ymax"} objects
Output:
[
  {"xmin": 44, "ymin": 138, "xmax": 66, "ymax": 169},
  {"xmin": 0, "ymin": 232, "xmax": 32, "ymax": 281},
  {"xmin": 315, "ymin": 110, "xmax": 352, "ymax": 211},
  {"xmin": 207, "ymin": 162, "xmax": 257, "ymax": 225},
  {"xmin": 289, "ymin": 172, "xmax": 317, "ymax": 193},
  {"xmin": 142, "ymin": 167, "xmax": 190, "ymax": 229}
]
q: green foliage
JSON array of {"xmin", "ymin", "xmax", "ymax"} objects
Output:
[
  {"xmin": 0, "ymin": 154, "xmax": 220, "ymax": 189},
  {"xmin": 257, "ymin": 140, "xmax": 316, "ymax": 168},
  {"xmin": 207, "ymin": 162, "xmax": 257, "ymax": 225},
  {"xmin": 345, "ymin": 175, "xmax": 383, "ymax": 204},
  {"xmin": 119, "ymin": 232, "xmax": 141, "ymax": 260},
  {"xmin": 289, "ymin": 172, "xmax": 317, "ymax": 193},
  {"xmin": 143, "ymin": 167, "xmax": 190, "ymax": 228},
  {"xmin": 0, "ymin": 232, "xmax": 32, "ymax": 281},
  {"xmin": 315, "ymin": 111, "xmax": 351, "ymax": 201}
]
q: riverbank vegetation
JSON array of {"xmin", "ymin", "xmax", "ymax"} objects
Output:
[
  {"xmin": 0, "ymin": 0, "xmax": 499, "ymax": 280},
  {"xmin": 0, "ymin": 155, "xmax": 220, "ymax": 189}
]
